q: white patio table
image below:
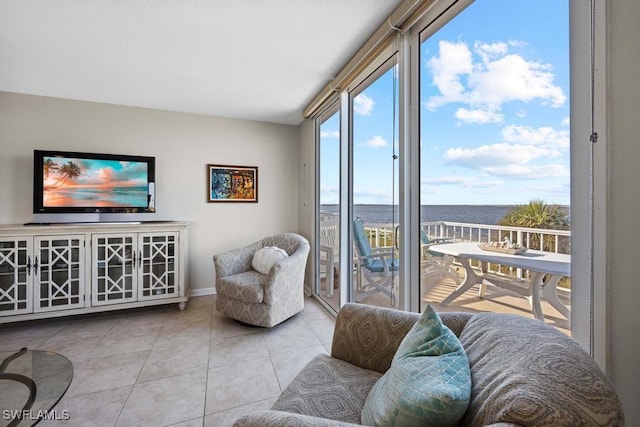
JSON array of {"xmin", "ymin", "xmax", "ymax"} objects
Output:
[{"xmin": 429, "ymin": 242, "xmax": 571, "ymax": 321}]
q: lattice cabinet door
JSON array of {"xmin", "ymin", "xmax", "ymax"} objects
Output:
[
  {"xmin": 33, "ymin": 235, "xmax": 86, "ymax": 313},
  {"xmin": 138, "ymin": 232, "xmax": 179, "ymax": 300},
  {"xmin": 0, "ymin": 237, "xmax": 33, "ymax": 316},
  {"xmin": 92, "ymin": 234, "xmax": 138, "ymax": 306}
]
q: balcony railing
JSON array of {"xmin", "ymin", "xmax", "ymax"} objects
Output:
[
  {"xmin": 363, "ymin": 221, "xmax": 570, "ymax": 252},
  {"xmin": 319, "ymin": 212, "xmax": 571, "ymax": 282},
  {"xmin": 361, "ymin": 220, "xmax": 571, "ymax": 288}
]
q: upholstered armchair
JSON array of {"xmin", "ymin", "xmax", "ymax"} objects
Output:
[{"xmin": 214, "ymin": 233, "xmax": 310, "ymax": 327}]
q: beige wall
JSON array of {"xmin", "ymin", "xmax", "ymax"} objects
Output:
[
  {"xmin": 607, "ymin": 0, "xmax": 640, "ymax": 422},
  {"xmin": 298, "ymin": 119, "xmax": 316, "ymax": 294},
  {"xmin": 0, "ymin": 91, "xmax": 300, "ymax": 294}
]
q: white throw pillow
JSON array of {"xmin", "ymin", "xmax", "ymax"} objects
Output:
[{"xmin": 252, "ymin": 246, "xmax": 289, "ymax": 274}]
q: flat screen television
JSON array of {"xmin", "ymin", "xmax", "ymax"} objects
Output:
[{"xmin": 33, "ymin": 149, "xmax": 156, "ymax": 215}]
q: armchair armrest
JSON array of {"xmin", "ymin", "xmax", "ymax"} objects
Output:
[
  {"xmin": 331, "ymin": 303, "xmax": 419, "ymax": 374},
  {"xmin": 358, "ymin": 250, "xmax": 395, "ymax": 259},
  {"xmin": 262, "ymin": 244, "xmax": 309, "ymax": 305},
  {"xmin": 213, "ymin": 241, "xmax": 262, "ymax": 279},
  {"xmin": 232, "ymin": 410, "xmax": 360, "ymax": 426}
]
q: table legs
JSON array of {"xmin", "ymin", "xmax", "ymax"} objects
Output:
[
  {"xmin": 440, "ymin": 258, "xmax": 483, "ymax": 306},
  {"xmin": 542, "ymin": 275, "xmax": 571, "ymax": 319},
  {"xmin": 528, "ymin": 272, "xmax": 545, "ymax": 321},
  {"xmin": 440, "ymin": 258, "xmax": 569, "ymax": 322}
]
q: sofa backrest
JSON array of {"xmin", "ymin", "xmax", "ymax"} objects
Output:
[
  {"xmin": 332, "ymin": 303, "xmax": 473, "ymax": 374},
  {"xmin": 457, "ymin": 313, "xmax": 624, "ymax": 426}
]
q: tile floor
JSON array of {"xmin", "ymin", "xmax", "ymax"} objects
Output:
[{"xmin": 0, "ymin": 295, "xmax": 336, "ymax": 427}]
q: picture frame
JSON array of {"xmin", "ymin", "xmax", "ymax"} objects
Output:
[{"xmin": 207, "ymin": 164, "xmax": 258, "ymax": 203}]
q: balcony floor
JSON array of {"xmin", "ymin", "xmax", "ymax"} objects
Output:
[{"xmin": 318, "ymin": 267, "xmax": 571, "ymax": 335}]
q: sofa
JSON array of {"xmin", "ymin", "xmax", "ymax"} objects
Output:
[
  {"xmin": 233, "ymin": 303, "xmax": 624, "ymax": 426},
  {"xmin": 214, "ymin": 233, "xmax": 310, "ymax": 327}
]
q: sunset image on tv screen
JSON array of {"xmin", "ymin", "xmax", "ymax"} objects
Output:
[{"xmin": 42, "ymin": 156, "xmax": 148, "ymax": 207}]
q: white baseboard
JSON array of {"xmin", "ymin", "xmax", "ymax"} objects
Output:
[
  {"xmin": 191, "ymin": 285, "xmax": 310, "ymax": 298},
  {"xmin": 190, "ymin": 287, "xmax": 216, "ymax": 297}
]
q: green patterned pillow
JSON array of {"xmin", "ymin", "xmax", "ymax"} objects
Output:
[{"xmin": 361, "ymin": 305, "xmax": 471, "ymax": 427}]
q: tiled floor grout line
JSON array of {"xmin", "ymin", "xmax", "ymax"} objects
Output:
[{"xmin": 200, "ymin": 302, "xmax": 214, "ymax": 425}]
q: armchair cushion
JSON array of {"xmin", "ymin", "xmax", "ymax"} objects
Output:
[
  {"xmin": 361, "ymin": 305, "xmax": 471, "ymax": 427},
  {"xmin": 252, "ymin": 246, "xmax": 289, "ymax": 274},
  {"xmin": 216, "ymin": 271, "xmax": 267, "ymax": 304}
]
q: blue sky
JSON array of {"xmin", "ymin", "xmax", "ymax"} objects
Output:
[{"xmin": 320, "ymin": 0, "xmax": 569, "ymax": 206}]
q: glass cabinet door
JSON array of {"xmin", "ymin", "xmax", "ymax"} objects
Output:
[
  {"xmin": 34, "ymin": 235, "xmax": 85, "ymax": 312},
  {"xmin": 92, "ymin": 234, "xmax": 137, "ymax": 305},
  {"xmin": 0, "ymin": 238, "xmax": 33, "ymax": 315},
  {"xmin": 138, "ymin": 233, "xmax": 178, "ymax": 300}
]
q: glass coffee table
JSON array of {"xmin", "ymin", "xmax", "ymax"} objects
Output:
[{"xmin": 0, "ymin": 348, "xmax": 73, "ymax": 427}]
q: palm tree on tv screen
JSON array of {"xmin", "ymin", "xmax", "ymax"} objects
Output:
[
  {"xmin": 43, "ymin": 158, "xmax": 58, "ymax": 178},
  {"xmin": 48, "ymin": 161, "xmax": 83, "ymax": 188}
]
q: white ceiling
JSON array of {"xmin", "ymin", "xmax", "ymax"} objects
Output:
[{"xmin": 0, "ymin": 1, "xmax": 402, "ymax": 125}]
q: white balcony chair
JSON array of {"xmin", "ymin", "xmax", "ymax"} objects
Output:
[
  {"xmin": 319, "ymin": 218, "xmax": 340, "ymax": 297},
  {"xmin": 420, "ymin": 229, "xmax": 460, "ymax": 285}
]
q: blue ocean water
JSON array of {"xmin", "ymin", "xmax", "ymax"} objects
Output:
[
  {"xmin": 48, "ymin": 186, "xmax": 148, "ymax": 207},
  {"xmin": 320, "ymin": 204, "xmax": 514, "ymax": 225}
]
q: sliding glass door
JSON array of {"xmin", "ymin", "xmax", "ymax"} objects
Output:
[
  {"xmin": 314, "ymin": 1, "xmax": 573, "ymax": 339},
  {"xmin": 416, "ymin": 1, "xmax": 571, "ymax": 335},
  {"xmin": 350, "ymin": 58, "xmax": 401, "ymax": 308},
  {"xmin": 316, "ymin": 104, "xmax": 341, "ymax": 312}
]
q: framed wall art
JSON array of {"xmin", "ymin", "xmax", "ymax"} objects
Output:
[{"xmin": 207, "ymin": 164, "xmax": 258, "ymax": 203}]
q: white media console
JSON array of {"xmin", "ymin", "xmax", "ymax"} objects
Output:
[{"xmin": 0, "ymin": 221, "xmax": 189, "ymax": 323}]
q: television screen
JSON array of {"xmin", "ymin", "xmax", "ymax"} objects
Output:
[{"xmin": 33, "ymin": 150, "xmax": 155, "ymax": 214}]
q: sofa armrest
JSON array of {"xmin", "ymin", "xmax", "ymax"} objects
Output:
[
  {"xmin": 232, "ymin": 410, "xmax": 360, "ymax": 427},
  {"xmin": 213, "ymin": 241, "xmax": 262, "ymax": 279},
  {"xmin": 331, "ymin": 303, "xmax": 420, "ymax": 374}
]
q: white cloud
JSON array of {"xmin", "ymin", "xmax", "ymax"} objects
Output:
[
  {"xmin": 502, "ymin": 125, "xmax": 569, "ymax": 148},
  {"xmin": 422, "ymin": 175, "xmax": 503, "ymax": 188},
  {"xmin": 320, "ymin": 129, "xmax": 339, "ymax": 138},
  {"xmin": 561, "ymin": 117, "xmax": 570, "ymax": 127},
  {"xmin": 483, "ymin": 164, "xmax": 569, "ymax": 179},
  {"xmin": 424, "ymin": 39, "xmax": 566, "ymax": 117},
  {"xmin": 443, "ymin": 143, "xmax": 561, "ymax": 168},
  {"xmin": 455, "ymin": 107, "xmax": 503, "ymax": 124},
  {"xmin": 365, "ymin": 135, "xmax": 388, "ymax": 148},
  {"xmin": 423, "ymin": 176, "xmax": 472, "ymax": 185},
  {"xmin": 475, "ymin": 41, "xmax": 509, "ymax": 63},
  {"xmin": 470, "ymin": 54, "xmax": 566, "ymax": 108},
  {"xmin": 354, "ymin": 93, "xmax": 375, "ymax": 116},
  {"xmin": 353, "ymin": 188, "xmax": 396, "ymax": 204},
  {"xmin": 426, "ymin": 41, "xmax": 473, "ymax": 109},
  {"xmin": 319, "ymin": 184, "xmax": 340, "ymax": 204}
]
